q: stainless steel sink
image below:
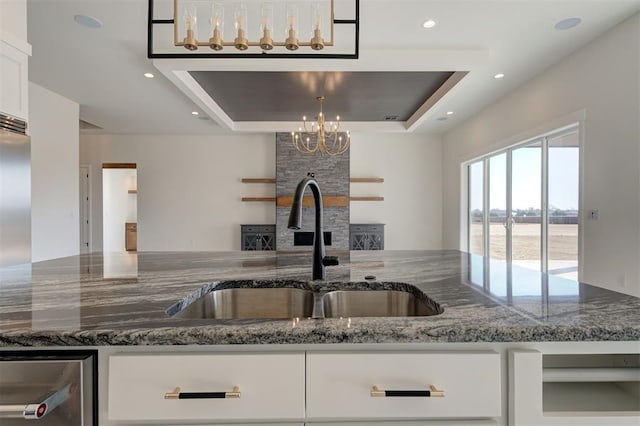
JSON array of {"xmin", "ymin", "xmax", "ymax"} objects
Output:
[
  {"xmin": 172, "ymin": 287, "xmax": 315, "ymax": 319},
  {"xmin": 322, "ymin": 290, "xmax": 442, "ymax": 317}
]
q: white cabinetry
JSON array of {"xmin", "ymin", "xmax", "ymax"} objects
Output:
[
  {"xmin": 107, "ymin": 350, "xmax": 502, "ymax": 425},
  {"xmin": 510, "ymin": 350, "xmax": 640, "ymax": 425},
  {"xmin": 307, "ymin": 422, "xmax": 498, "ymax": 426},
  {"xmin": 108, "ymin": 353, "xmax": 305, "ymax": 423},
  {"xmin": 0, "ymin": 34, "xmax": 30, "ymax": 121},
  {"xmin": 306, "ymin": 352, "xmax": 501, "ymax": 422}
]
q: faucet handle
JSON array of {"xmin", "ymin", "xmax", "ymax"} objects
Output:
[{"xmin": 322, "ymin": 256, "xmax": 339, "ymax": 266}]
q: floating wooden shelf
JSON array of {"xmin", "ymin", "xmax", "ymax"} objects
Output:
[
  {"xmin": 241, "ymin": 197, "xmax": 276, "ymax": 202},
  {"xmin": 350, "ymin": 178, "xmax": 384, "ymax": 183},
  {"xmin": 242, "ymin": 196, "xmax": 383, "ymax": 203},
  {"xmin": 276, "ymin": 195, "xmax": 349, "ymax": 207},
  {"xmin": 128, "ymin": 190, "xmax": 137, "ymax": 194},
  {"xmin": 241, "ymin": 178, "xmax": 276, "ymax": 183},
  {"xmin": 350, "ymin": 196, "xmax": 384, "ymax": 202},
  {"xmin": 241, "ymin": 177, "xmax": 384, "ymax": 183}
]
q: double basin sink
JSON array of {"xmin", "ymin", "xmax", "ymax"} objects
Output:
[{"xmin": 167, "ymin": 280, "xmax": 443, "ymax": 320}]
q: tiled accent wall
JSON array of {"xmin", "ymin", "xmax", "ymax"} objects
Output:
[{"xmin": 276, "ymin": 132, "xmax": 350, "ymax": 250}]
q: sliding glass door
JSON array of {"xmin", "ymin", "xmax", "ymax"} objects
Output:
[
  {"xmin": 511, "ymin": 141, "xmax": 542, "ymax": 271},
  {"xmin": 547, "ymin": 132, "xmax": 579, "ymax": 279},
  {"xmin": 467, "ymin": 126, "xmax": 579, "ymax": 279}
]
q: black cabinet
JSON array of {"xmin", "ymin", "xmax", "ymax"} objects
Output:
[
  {"xmin": 241, "ymin": 225, "xmax": 275, "ymax": 251},
  {"xmin": 350, "ymin": 224, "xmax": 385, "ymax": 250}
]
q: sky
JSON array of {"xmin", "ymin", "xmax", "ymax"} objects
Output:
[{"xmin": 470, "ymin": 146, "xmax": 579, "ymax": 211}]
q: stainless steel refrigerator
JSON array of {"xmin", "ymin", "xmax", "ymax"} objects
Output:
[{"xmin": 0, "ymin": 113, "xmax": 31, "ymax": 268}]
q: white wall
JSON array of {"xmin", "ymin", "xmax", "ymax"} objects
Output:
[
  {"xmin": 350, "ymin": 133, "xmax": 442, "ymax": 249},
  {"xmin": 442, "ymin": 14, "xmax": 640, "ymax": 296},
  {"xmin": 29, "ymin": 82, "xmax": 79, "ymax": 261},
  {"xmin": 102, "ymin": 169, "xmax": 137, "ymax": 252},
  {"xmin": 80, "ymin": 134, "xmax": 276, "ymax": 252},
  {"xmin": 80, "ymin": 132, "xmax": 443, "ymax": 252},
  {"xmin": 0, "ymin": 0, "xmax": 27, "ymax": 40}
]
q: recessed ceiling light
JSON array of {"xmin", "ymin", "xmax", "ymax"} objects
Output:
[
  {"xmin": 494, "ymin": 73, "xmax": 505, "ymax": 79},
  {"xmin": 191, "ymin": 111, "xmax": 199, "ymax": 116},
  {"xmin": 422, "ymin": 19, "xmax": 437, "ymax": 29},
  {"xmin": 74, "ymin": 14, "xmax": 102, "ymax": 29},
  {"xmin": 554, "ymin": 17, "xmax": 582, "ymax": 31},
  {"xmin": 446, "ymin": 111, "xmax": 454, "ymax": 116},
  {"xmin": 144, "ymin": 73, "xmax": 154, "ymax": 79}
]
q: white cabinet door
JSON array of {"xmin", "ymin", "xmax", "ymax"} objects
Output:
[
  {"xmin": 510, "ymin": 350, "xmax": 640, "ymax": 425},
  {"xmin": 306, "ymin": 421, "xmax": 498, "ymax": 425},
  {"xmin": 108, "ymin": 353, "xmax": 305, "ymax": 422},
  {"xmin": 0, "ymin": 39, "xmax": 29, "ymax": 121},
  {"xmin": 306, "ymin": 352, "xmax": 501, "ymax": 420}
]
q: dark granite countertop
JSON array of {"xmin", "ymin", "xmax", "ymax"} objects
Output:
[{"xmin": 0, "ymin": 250, "xmax": 638, "ymax": 346}]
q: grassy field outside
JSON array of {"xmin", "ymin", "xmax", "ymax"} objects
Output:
[{"xmin": 470, "ymin": 223, "xmax": 578, "ymax": 278}]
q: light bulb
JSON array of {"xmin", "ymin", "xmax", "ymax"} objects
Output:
[
  {"xmin": 234, "ymin": 2, "xmax": 248, "ymax": 50},
  {"xmin": 209, "ymin": 2, "xmax": 224, "ymax": 51},
  {"xmin": 285, "ymin": 4, "xmax": 299, "ymax": 50},
  {"xmin": 311, "ymin": 3, "xmax": 321, "ymax": 30},
  {"xmin": 182, "ymin": 3, "xmax": 198, "ymax": 50}
]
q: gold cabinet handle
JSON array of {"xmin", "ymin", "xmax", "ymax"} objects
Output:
[
  {"xmin": 164, "ymin": 386, "xmax": 240, "ymax": 399},
  {"xmin": 371, "ymin": 385, "xmax": 444, "ymax": 397}
]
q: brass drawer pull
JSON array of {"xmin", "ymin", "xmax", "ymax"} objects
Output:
[
  {"xmin": 164, "ymin": 386, "xmax": 241, "ymax": 399},
  {"xmin": 371, "ymin": 385, "xmax": 444, "ymax": 398}
]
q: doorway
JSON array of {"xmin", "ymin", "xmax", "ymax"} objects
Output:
[
  {"xmin": 79, "ymin": 165, "xmax": 91, "ymax": 254},
  {"xmin": 466, "ymin": 126, "xmax": 580, "ymax": 280},
  {"xmin": 102, "ymin": 163, "xmax": 137, "ymax": 253}
]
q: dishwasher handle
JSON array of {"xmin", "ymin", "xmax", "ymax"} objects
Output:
[{"xmin": 0, "ymin": 383, "xmax": 72, "ymax": 419}]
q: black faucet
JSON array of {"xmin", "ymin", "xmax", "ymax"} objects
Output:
[{"xmin": 288, "ymin": 173, "xmax": 339, "ymax": 280}]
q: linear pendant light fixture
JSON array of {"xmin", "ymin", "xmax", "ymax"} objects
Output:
[
  {"xmin": 180, "ymin": 0, "xmax": 328, "ymax": 51},
  {"xmin": 147, "ymin": 0, "xmax": 359, "ymax": 59}
]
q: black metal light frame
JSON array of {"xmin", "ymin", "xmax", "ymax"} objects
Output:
[{"xmin": 147, "ymin": 0, "xmax": 359, "ymax": 59}]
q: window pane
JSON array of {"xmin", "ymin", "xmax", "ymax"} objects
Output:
[
  {"xmin": 469, "ymin": 161, "xmax": 484, "ymax": 255},
  {"xmin": 489, "ymin": 153, "xmax": 507, "ymax": 261},
  {"xmin": 548, "ymin": 132, "xmax": 579, "ymax": 280},
  {"xmin": 511, "ymin": 142, "xmax": 541, "ymax": 271}
]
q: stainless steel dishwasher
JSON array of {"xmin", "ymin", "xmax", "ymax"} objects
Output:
[{"xmin": 0, "ymin": 351, "xmax": 97, "ymax": 425}]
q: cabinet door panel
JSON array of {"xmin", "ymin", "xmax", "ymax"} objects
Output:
[
  {"xmin": 109, "ymin": 353, "xmax": 305, "ymax": 422},
  {"xmin": 306, "ymin": 352, "xmax": 501, "ymax": 420},
  {"xmin": 0, "ymin": 40, "xmax": 28, "ymax": 120},
  {"xmin": 306, "ymin": 421, "xmax": 498, "ymax": 425}
]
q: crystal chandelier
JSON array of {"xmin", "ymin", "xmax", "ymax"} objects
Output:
[{"xmin": 292, "ymin": 96, "xmax": 350, "ymax": 155}]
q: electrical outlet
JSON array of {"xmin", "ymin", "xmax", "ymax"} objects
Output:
[{"xmin": 587, "ymin": 210, "xmax": 599, "ymax": 220}]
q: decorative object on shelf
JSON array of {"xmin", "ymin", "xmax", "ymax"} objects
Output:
[
  {"xmin": 147, "ymin": 0, "xmax": 358, "ymax": 59},
  {"xmin": 292, "ymin": 96, "xmax": 350, "ymax": 155}
]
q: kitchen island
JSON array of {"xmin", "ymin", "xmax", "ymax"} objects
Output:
[
  {"xmin": 0, "ymin": 250, "xmax": 638, "ymax": 425},
  {"xmin": 1, "ymin": 250, "xmax": 638, "ymax": 345}
]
